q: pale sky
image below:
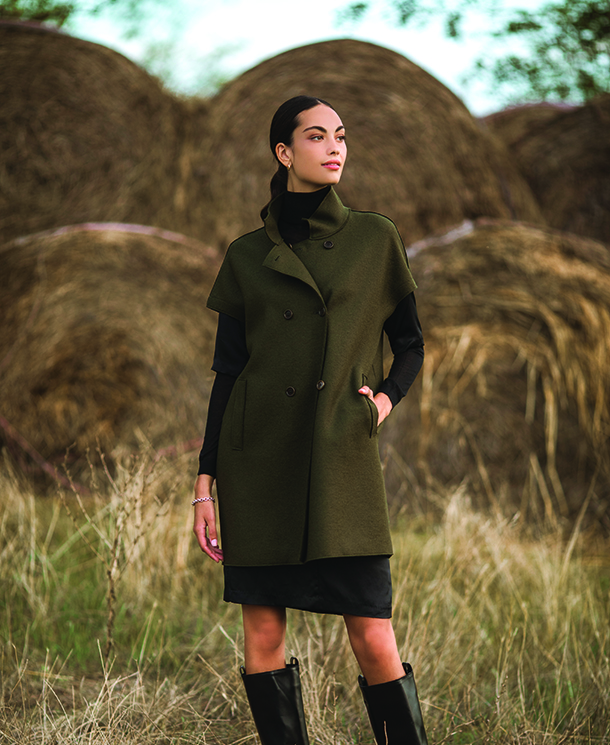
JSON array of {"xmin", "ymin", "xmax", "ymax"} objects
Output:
[{"xmin": 70, "ymin": 0, "xmax": 548, "ymax": 116}]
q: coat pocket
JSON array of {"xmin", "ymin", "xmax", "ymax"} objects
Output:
[
  {"xmin": 361, "ymin": 374, "xmax": 379, "ymax": 438},
  {"xmin": 231, "ymin": 379, "xmax": 247, "ymax": 450}
]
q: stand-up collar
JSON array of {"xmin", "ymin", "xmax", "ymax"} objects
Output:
[{"xmin": 264, "ymin": 187, "xmax": 350, "ymax": 245}]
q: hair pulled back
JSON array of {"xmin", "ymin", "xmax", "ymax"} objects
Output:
[{"xmin": 260, "ymin": 95, "xmax": 335, "ymax": 219}]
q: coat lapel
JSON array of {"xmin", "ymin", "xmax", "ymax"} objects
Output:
[{"xmin": 262, "ymin": 242, "xmax": 323, "ymax": 300}]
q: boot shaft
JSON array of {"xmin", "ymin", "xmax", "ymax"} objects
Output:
[
  {"xmin": 359, "ymin": 662, "xmax": 429, "ymax": 745},
  {"xmin": 241, "ymin": 656, "xmax": 309, "ymax": 745}
]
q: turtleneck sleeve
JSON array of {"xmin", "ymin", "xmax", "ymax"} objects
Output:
[
  {"xmin": 378, "ymin": 293, "xmax": 424, "ymax": 407},
  {"xmin": 198, "ymin": 313, "xmax": 249, "ymax": 477}
]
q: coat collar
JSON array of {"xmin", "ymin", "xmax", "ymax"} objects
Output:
[
  {"xmin": 263, "ymin": 187, "xmax": 350, "ymax": 245},
  {"xmin": 262, "ymin": 188, "xmax": 351, "ymax": 300}
]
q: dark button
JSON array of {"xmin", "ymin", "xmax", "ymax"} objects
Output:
[
  {"xmin": 323, "ymin": 240, "xmax": 334, "ymax": 249},
  {"xmin": 317, "ymin": 308, "xmax": 326, "ymax": 317},
  {"xmin": 285, "ymin": 386, "xmax": 296, "ymax": 397},
  {"xmin": 316, "ymin": 380, "xmax": 325, "ymax": 390},
  {"xmin": 283, "ymin": 309, "xmax": 294, "ymax": 320}
]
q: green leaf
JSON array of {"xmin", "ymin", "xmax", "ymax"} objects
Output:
[{"xmin": 446, "ymin": 12, "xmax": 463, "ymax": 39}]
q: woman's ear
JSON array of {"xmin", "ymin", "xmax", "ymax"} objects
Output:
[{"xmin": 275, "ymin": 142, "xmax": 292, "ymax": 169}]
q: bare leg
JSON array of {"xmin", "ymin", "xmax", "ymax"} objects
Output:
[
  {"xmin": 242, "ymin": 604, "xmax": 287, "ymax": 674},
  {"xmin": 343, "ymin": 614, "xmax": 405, "ymax": 685}
]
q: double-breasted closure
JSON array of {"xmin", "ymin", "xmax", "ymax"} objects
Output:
[{"xmin": 207, "ymin": 188, "xmax": 417, "ymax": 566}]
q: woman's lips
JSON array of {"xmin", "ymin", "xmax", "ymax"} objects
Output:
[{"xmin": 322, "ymin": 162, "xmax": 341, "ymax": 170}]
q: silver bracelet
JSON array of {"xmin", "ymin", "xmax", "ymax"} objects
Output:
[{"xmin": 192, "ymin": 496, "xmax": 216, "ymax": 505}]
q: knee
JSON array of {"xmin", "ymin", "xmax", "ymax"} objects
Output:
[
  {"xmin": 251, "ymin": 621, "xmax": 284, "ymax": 653},
  {"xmin": 345, "ymin": 617, "xmax": 396, "ymax": 657},
  {"xmin": 243, "ymin": 607, "xmax": 286, "ymax": 654}
]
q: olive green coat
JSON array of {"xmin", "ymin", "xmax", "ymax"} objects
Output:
[{"xmin": 207, "ymin": 188, "xmax": 417, "ymax": 566}]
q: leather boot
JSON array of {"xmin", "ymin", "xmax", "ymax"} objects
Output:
[
  {"xmin": 241, "ymin": 656, "xmax": 309, "ymax": 745},
  {"xmin": 358, "ymin": 662, "xmax": 429, "ymax": 745}
]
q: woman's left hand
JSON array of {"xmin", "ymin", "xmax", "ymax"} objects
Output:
[{"xmin": 358, "ymin": 386, "xmax": 392, "ymax": 426}]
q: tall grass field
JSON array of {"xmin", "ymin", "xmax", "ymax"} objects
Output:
[{"xmin": 1, "ymin": 452, "xmax": 608, "ymax": 744}]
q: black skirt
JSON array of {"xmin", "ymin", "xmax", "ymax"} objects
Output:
[{"xmin": 223, "ymin": 555, "xmax": 392, "ymax": 618}]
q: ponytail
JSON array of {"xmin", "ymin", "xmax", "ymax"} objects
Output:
[
  {"xmin": 260, "ymin": 163, "xmax": 289, "ymax": 220},
  {"xmin": 270, "ymin": 164, "xmax": 289, "ymax": 201}
]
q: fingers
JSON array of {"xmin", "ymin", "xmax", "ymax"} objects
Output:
[
  {"xmin": 358, "ymin": 386, "xmax": 392, "ymax": 426},
  {"xmin": 207, "ymin": 517, "xmax": 219, "ymax": 549},
  {"xmin": 195, "ymin": 527, "xmax": 223, "ymax": 564},
  {"xmin": 193, "ymin": 500, "xmax": 223, "ymax": 563},
  {"xmin": 203, "ymin": 541, "xmax": 224, "ymax": 563}
]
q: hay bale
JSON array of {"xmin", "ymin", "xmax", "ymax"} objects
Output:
[
  {"xmin": 482, "ymin": 96, "xmax": 610, "ymax": 244},
  {"xmin": 0, "ymin": 225, "xmax": 220, "ymax": 468},
  {"xmin": 0, "ymin": 21, "xmax": 210, "ymax": 245},
  {"xmin": 383, "ymin": 220, "xmax": 610, "ymax": 529},
  {"xmin": 200, "ymin": 39, "xmax": 544, "ymax": 248},
  {"xmin": 481, "ymin": 102, "xmax": 573, "ymax": 149}
]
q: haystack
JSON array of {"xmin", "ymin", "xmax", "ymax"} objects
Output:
[
  {"xmin": 481, "ymin": 103, "xmax": 573, "ymax": 149},
  {"xmin": 0, "ymin": 225, "xmax": 220, "ymax": 471},
  {"xmin": 483, "ymin": 96, "xmax": 610, "ymax": 245},
  {"xmin": 382, "ymin": 221, "xmax": 610, "ymax": 529},
  {"xmin": 200, "ymin": 39, "xmax": 544, "ymax": 248},
  {"xmin": 0, "ymin": 22, "xmax": 210, "ymax": 245}
]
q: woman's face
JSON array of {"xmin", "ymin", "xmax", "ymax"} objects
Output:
[{"xmin": 276, "ymin": 104, "xmax": 347, "ymax": 192}]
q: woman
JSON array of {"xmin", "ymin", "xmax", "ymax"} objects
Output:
[{"xmin": 193, "ymin": 96, "xmax": 427, "ymax": 745}]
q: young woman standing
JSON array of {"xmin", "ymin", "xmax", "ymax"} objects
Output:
[{"xmin": 193, "ymin": 96, "xmax": 428, "ymax": 745}]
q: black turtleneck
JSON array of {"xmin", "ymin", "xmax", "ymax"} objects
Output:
[
  {"xmin": 198, "ymin": 190, "xmax": 424, "ymax": 477},
  {"xmin": 278, "ymin": 186, "xmax": 331, "ymax": 245}
]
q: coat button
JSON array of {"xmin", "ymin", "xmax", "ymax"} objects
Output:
[
  {"xmin": 317, "ymin": 308, "xmax": 326, "ymax": 317},
  {"xmin": 285, "ymin": 386, "xmax": 296, "ymax": 397},
  {"xmin": 316, "ymin": 380, "xmax": 325, "ymax": 390},
  {"xmin": 323, "ymin": 240, "xmax": 334, "ymax": 249},
  {"xmin": 283, "ymin": 309, "xmax": 294, "ymax": 320}
]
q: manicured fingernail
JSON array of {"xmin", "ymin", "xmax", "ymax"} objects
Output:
[{"xmin": 211, "ymin": 539, "xmax": 218, "ymax": 547}]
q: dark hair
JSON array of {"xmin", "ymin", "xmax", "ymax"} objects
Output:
[{"xmin": 260, "ymin": 95, "xmax": 336, "ymax": 219}]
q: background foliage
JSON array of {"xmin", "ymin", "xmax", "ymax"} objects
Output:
[
  {"xmin": 340, "ymin": 0, "xmax": 610, "ymax": 102},
  {"xmin": 0, "ymin": 0, "xmax": 157, "ymax": 31}
]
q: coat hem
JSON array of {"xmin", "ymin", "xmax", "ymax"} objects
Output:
[{"xmin": 221, "ymin": 550, "xmax": 393, "ymax": 568}]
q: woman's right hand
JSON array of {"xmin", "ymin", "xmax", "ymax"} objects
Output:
[{"xmin": 193, "ymin": 474, "xmax": 224, "ymax": 563}]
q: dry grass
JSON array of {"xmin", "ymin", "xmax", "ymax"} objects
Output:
[{"xmin": 1, "ymin": 452, "xmax": 608, "ymax": 744}]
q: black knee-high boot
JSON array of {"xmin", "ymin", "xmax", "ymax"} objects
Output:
[
  {"xmin": 240, "ymin": 656, "xmax": 309, "ymax": 745},
  {"xmin": 358, "ymin": 663, "xmax": 429, "ymax": 745}
]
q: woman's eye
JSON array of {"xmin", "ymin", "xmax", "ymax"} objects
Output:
[{"xmin": 311, "ymin": 135, "xmax": 323, "ymax": 141}]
